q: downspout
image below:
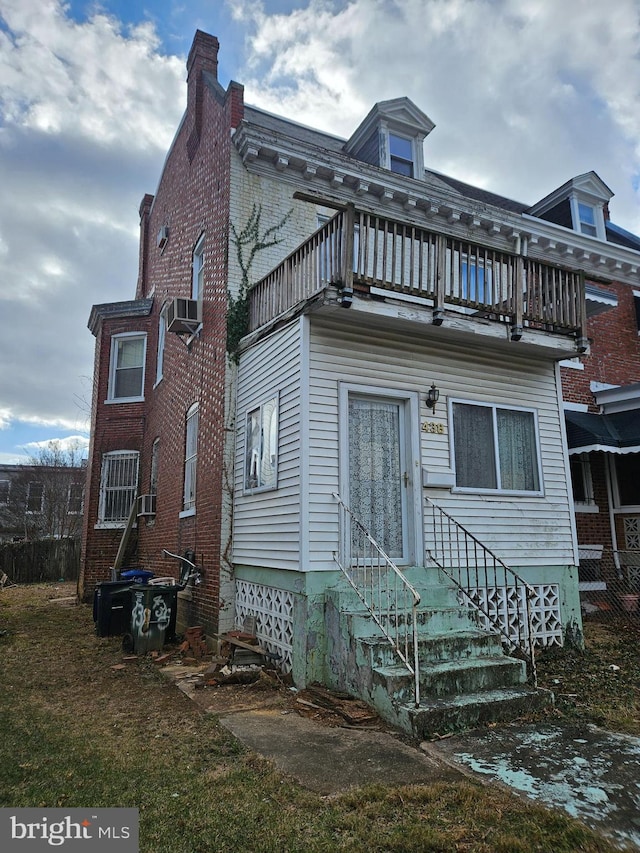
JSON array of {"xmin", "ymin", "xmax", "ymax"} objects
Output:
[{"xmin": 605, "ymin": 455, "xmax": 622, "ymax": 578}]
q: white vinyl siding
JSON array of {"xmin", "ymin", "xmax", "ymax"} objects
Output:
[
  {"xmin": 234, "ymin": 322, "xmax": 302, "ymax": 570},
  {"xmin": 307, "ymin": 316, "xmax": 574, "ymax": 570}
]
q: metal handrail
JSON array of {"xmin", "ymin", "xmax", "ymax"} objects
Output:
[
  {"xmin": 424, "ymin": 496, "xmax": 537, "ymax": 685},
  {"xmin": 332, "ymin": 493, "xmax": 422, "ymax": 707}
]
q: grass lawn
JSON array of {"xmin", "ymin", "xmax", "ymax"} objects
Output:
[{"xmin": 0, "ymin": 583, "xmax": 634, "ymax": 853}]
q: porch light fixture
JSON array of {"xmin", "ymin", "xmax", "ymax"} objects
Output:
[{"xmin": 425, "ymin": 383, "xmax": 440, "ymax": 411}]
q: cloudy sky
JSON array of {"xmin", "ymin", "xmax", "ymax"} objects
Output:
[{"xmin": 1, "ymin": 0, "xmax": 639, "ymax": 462}]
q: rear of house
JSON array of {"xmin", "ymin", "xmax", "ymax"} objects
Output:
[{"xmin": 80, "ymin": 29, "xmax": 640, "ymax": 734}]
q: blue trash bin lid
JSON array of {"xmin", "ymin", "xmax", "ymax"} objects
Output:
[{"xmin": 121, "ymin": 569, "xmax": 155, "ymax": 582}]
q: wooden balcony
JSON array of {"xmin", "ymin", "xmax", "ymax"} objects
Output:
[{"xmin": 248, "ymin": 206, "xmax": 588, "ymax": 351}]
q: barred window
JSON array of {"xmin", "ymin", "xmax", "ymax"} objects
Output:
[{"xmin": 98, "ymin": 451, "xmax": 139, "ymax": 523}]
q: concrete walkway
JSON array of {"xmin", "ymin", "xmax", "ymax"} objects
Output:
[
  {"xmin": 429, "ymin": 721, "xmax": 640, "ymax": 851},
  {"xmin": 166, "ymin": 667, "xmax": 640, "ymax": 848},
  {"xmin": 218, "ymin": 709, "xmax": 640, "ymax": 850},
  {"xmin": 219, "ymin": 708, "xmax": 462, "ymax": 795}
]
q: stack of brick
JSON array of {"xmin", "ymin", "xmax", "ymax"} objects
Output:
[{"xmin": 180, "ymin": 626, "xmax": 208, "ymax": 662}]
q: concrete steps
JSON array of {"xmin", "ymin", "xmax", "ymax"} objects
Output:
[
  {"xmin": 403, "ymin": 687, "xmax": 552, "ymax": 739},
  {"xmin": 324, "ymin": 574, "xmax": 552, "ymax": 737}
]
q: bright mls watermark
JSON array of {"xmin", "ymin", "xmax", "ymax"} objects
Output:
[{"xmin": 1, "ymin": 809, "xmax": 138, "ymax": 851}]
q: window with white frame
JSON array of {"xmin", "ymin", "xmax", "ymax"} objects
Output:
[
  {"xmin": 183, "ymin": 404, "xmax": 198, "ymax": 513},
  {"xmin": 98, "ymin": 451, "xmax": 139, "ymax": 524},
  {"xmin": 569, "ymin": 453, "xmax": 594, "ymax": 506},
  {"xmin": 108, "ymin": 334, "xmax": 146, "ymax": 401},
  {"xmin": 577, "ymin": 202, "xmax": 597, "ymax": 237},
  {"xmin": 389, "ymin": 132, "xmax": 414, "ymax": 177},
  {"xmin": 452, "ymin": 400, "xmax": 542, "ymax": 493},
  {"xmin": 613, "ymin": 454, "xmax": 640, "ymax": 508},
  {"xmin": 67, "ymin": 483, "xmax": 84, "ymax": 515},
  {"xmin": 0, "ymin": 480, "xmax": 9, "ymax": 504},
  {"xmin": 155, "ymin": 308, "xmax": 166, "ymax": 385},
  {"xmin": 244, "ymin": 395, "xmax": 278, "ymax": 492},
  {"xmin": 26, "ymin": 482, "xmax": 44, "ymax": 513},
  {"xmin": 192, "ymin": 234, "xmax": 205, "ymax": 303}
]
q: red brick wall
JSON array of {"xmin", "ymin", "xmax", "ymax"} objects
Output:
[
  {"xmin": 81, "ymin": 33, "xmax": 243, "ymax": 636},
  {"xmin": 562, "ymin": 281, "xmax": 640, "ymax": 549},
  {"xmin": 562, "ymin": 282, "xmax": 640, "ymax": 412},
  {"xmin": 79, "ymin": 313, "xmax": 152, "ymax": 600}
]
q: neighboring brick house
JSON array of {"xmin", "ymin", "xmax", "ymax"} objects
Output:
[
  {"xmin": 81, "ymin": 30, "xmax": 640, "ymax": 733},
  {"xmin": 558, "ymin": 208, "xmax": 640, "ymax": 590}
]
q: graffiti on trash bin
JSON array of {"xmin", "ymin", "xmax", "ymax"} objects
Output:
[{"xmin": 131, "ymin": 590, "xmax": 171, "ymax": 637}]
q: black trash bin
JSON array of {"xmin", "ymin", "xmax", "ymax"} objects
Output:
[
  {"xmin": 127, "ymin": 583, "xmax": 178, "ymax": 654},
  {"xmin": 93, "ymin": 580, "xmax": 133, "ymax": 637}
]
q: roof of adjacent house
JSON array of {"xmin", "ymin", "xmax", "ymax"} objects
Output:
[{"xmin": 565, "ymin": 409, "xmax": 640, "ymax": 455}]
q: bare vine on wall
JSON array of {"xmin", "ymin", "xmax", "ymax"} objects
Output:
[{"xmin": 227, "ymin": 203, "xmax": 292, "ymax": 362}]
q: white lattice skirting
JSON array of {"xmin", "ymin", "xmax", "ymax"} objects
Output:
[
  {"xmin": 235, "ymin": 580, "xmax": 295, "ymax": 672},
  {"xmin": 465, "ymin": 583, "xmax": 564, "ymax": 648}
]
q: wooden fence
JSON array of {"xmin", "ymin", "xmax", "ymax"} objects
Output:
[{"xmin": 0, "ymin": 538, "xmax": 80, "ymax": 584}]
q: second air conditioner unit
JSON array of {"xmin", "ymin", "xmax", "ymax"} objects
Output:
[
  {"xmin": 166, "ymin": 297, "xmax": 200, "ymax": 334},
  {"xmin": 137, "ymin": 494, "xmax": 157, "ymax": 517}
]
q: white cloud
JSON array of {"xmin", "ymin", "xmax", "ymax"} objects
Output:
[
  {"xmin": 23, "ymin": 434, "xmax": 90, "ymax": 455},
  {"xmin": 0, "ymin": 0, "xmax": 184, "ymax": 150},
  {"xmin": 230, "ymin": 0, "xmax": 640, "ymax": 233},
  {"xmin": 0, "ymin": 0, "xmax": 185, "ymax": 437}
]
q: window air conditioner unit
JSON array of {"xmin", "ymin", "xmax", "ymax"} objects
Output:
[
  {"xmin": 166, "ymin": 297, "xmax": 200, "ymax": 334},
  {"xmin": 137, "ymin": 494, "xmax": 157, "ymax": 517},
  {"xmin": 156, "ymin": 225, "xmax": 169, "ymax": 250}
]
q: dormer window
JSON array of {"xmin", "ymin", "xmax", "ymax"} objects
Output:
[
  {"xmin": 389, "ymin": 133, "xmax": 414, "ymax": 177},
  {"xmin": 344, "ymin": 97, "xmax": 434, "ymax": 182},
  {"xmin": 576, "ymin": 201, "xmax": 597, "ymax": 237},
  {"xmin": 528, "ymin": 172, "xmax": 612, "ymax": 243}
]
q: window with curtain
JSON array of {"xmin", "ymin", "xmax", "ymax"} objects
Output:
[
  {"xmin": 108, "ymin": 334, "xmax": 146, "ymax": 400},
  {"xmin": 452, "ymin": 401, "xmax": 541, "ymax": 493}
]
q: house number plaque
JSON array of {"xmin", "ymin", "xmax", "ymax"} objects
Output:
[{"xmin": 421, "ymin": 421, "xmax": 444, "ymax": 434}]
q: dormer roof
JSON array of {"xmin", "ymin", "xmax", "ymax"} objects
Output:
[
  {"xmin": 345, "ymin": 97, "xmax": 435, "ymax": 157},
  {"xmin": 528, "ymin": 171, "xmax": 614, "ymax": 217}
]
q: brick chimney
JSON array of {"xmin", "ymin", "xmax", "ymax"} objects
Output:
[
  {"xmin": 137, "ymin": 193, "xmax": 154, "ymax": 296},
  {"xmin": 187, "ymin": 31, "xmax": 219, "ymax": 127}
]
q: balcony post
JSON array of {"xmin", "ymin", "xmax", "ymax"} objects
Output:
[
  {"xmin": 433, "ymin": 234, "xmax": 446, "ymax": 325},
  {"xmin": 341, "ymin": 205, "xmax": 355, "ymax": 307},
  {"xmin": 511, "ymin": 255, "xmax": 524, "ymax": 341}
]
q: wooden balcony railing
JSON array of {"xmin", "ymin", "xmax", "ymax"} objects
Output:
[{"xmin": 248, "ymin": 206, "xmax": 588, "ymax": 349}]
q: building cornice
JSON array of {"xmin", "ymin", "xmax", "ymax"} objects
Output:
[{"xmin": 234, "ymin": 123, "xmax": 640, "ymax": 286}]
